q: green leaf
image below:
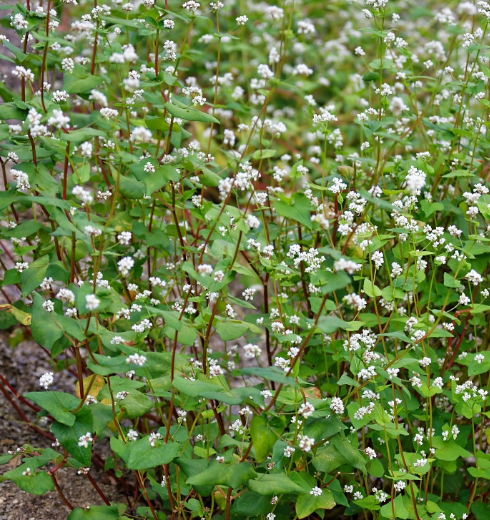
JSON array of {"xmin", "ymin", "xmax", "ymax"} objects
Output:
[
  {"xmin": 304, "ymin": 416, "xmax": 345, "ymax": 441},
  {"xmin": 252, "ymin": 149, "xmax": 276, "ymax": 160},
  {"xmin": 0, "ymin": 468, "xmax": 54, "ymax": 495},
  {"xmin": 275, "ymin": 193, "xmax": 312, "ymax": 229},
  {"xmin": 86, "ymin": 353, "xmax": 131, "ymax": 376},
  {"xmin": 146, "ymin": 308, "xmax": 181, "ymax": 330},
  {"xmin": 472, "ymin": 502, "xmax": 490, "ymax": 520},
  {"xmin": 0, "ymin": 102, "xmax": 27, "ymax": 120},
  {"xmin": 367, "ymin": 458, "xmax": 385, "ymax": 478},
  {"xmin": 234, "ymin": 367, "xmax": 298, "ymax": 386},
  {"xmin": 421, "ymin": 199, "xmax": 444, "ymax": 217},
  {"xmin": 230, "ymin": 491, "xmax": 271, "ymax": 517},
  {"xmin": 118, "ymin": 390, "xmax": 153, "ymax": 419},
  {"xmin": 119, "ymin": 175, "xmax": 147, "ymax": 199},
  {"xmin": 22, "ymin": 195, "xmax": 72, "ymax": 211},
  {"xmin": 165, "ymin": 101, "xmax": 220, "ymax": 124},
  {"xmin": 64, "ymin": 73, "xmax": 104, "ymax": 94},
  {"xmin": 145, "ymin": 117, "xmax": 170, "ymax": 131},
  {"xmin": 186, "ymin": 462, "xmax": 257, "ymax": 489},
  {"xmin": 312, "ymin": 444, "xmax": 347, "ymax": 474},
  {"xmin": 100, "ymin": 14, "xmax": 143, "ymax": 27},
  {"xmin": 125, "ymin": 438, "xmax": 180, "ymax": 470},
  {"xmin": 331, "ymin": 436, "xmax": 367, "ymax": 474},
  {"xmin": 444, "ymin": 272, "xmax": 463, "ymax": 289},
  {"xmin": 354, "ymin": 495, "xmax": 381, "ymax": 511},
  {"xmin": 172, "ymin": 376, "xmax": 243, "ymax": 405},
  {"xmin": 31, "ymin": 293, "xmax": 64, "ymax": 350},
  {"xmin": 380, "ymin": 495, "xmax": 409, "ymax": 519},
  {"xmin": 3, "ymin": 40, "xmax": 28, "ymax": 62},
  {"xmin": 175, "ymin": 457, "xmax": 214, "ymax": 496},
  {"xmin": 363, "ymin": 278, "xmax": 382, "ymax": 298},
  {"xmin": 296, "ymin": 489, "xmax": 335, "ymax": 518},
  {"xmin": 68, "ymin": 506, "xmax": 120, "ymax": 520},
  {"xmin": 0, "ymin": 453, "xmax": 14, "ymax": 465},
  {"xmin": 250, "ymin": 414, "xmax": 285, "ymax": 463},
  {"xmin": 248, "ymin": 473, "xmax": 305, "ymax": 495},
  {"xmin": 0, "ymin": 53, "xmax": 15, "ymax": 64},
  {"xmin": 62, "ymin": 128, "xmax": 106, "ymax": 143},
  {"xmin": 470, "ymin": 304, "xmax": 490, "ymax": 314},
  {"xmin": 25, "ymin": 391, "xmax": 80, "ymax": 426},
  {"xmin": 337, "ymin": 373, "xmax": 360, "ymax": 387},
  {"xmin": 443, "ymin": 169, "xmax": 475, "ymax": 178},
  {"xmin": 51, "ymin": 407, "xmax": 93, "ymax": 466},
  {"xmin": 432, "ymin": 437, "xmax": 472, "ymax": 461},
  {"xmin": 317, "ymin": 316, "xmax": 364, "ymax": 334},
  {"xmin": 318, "ymin": 270, "xmax": 351, "ymax": 294},
  {"xmin": 21, "ymin": 254, "xmax": 50, "ymax": 296},
  {"xmin": 215, "ymin": 319, "xmax": 248, "ymax": 341}
]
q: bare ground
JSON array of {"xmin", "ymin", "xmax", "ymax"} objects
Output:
[{"xmin": 0, "ymin": 331, "xmax": 127, "ymax": 520}]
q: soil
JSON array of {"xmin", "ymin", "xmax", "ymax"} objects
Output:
[{"xmin": 0, "ymin": 330, "xmax": 127, "ymax": 520}]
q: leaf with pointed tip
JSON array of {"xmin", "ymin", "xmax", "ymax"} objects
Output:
[
  {"xmin": 25, "ymin": 391, "xmax": 80, "ymax": 426},
  {"xmin": 248, "ymin": 473, "xmax": 305, "ymax": 495},
  {"xmin": 186, "ymin": 462, "xmax": 257, "ymax": 489},
  {"xmin": 125, "ymin": 438, "xmax": 180, "ymax": 470},
  {"xmin": 296, "ymin": 489, "xmax": 336, "ymax": 518}
]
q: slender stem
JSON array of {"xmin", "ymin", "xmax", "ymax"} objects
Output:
[{"xmin": 51, "ymin": 474, "xmax": 75, "ymax": 510}]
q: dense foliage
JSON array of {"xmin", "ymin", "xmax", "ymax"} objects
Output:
[{"xmin": 1, "ymin": 0, "xmax": 490, "ymax": 518}]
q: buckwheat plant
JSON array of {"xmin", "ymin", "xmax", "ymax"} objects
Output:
[{"xmin": 1, "ymin": 0, "xmax": 490, "ymax": 519}]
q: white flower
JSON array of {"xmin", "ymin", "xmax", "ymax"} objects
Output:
[
  {"xmin": 365, "ymin": 447, "xmax": 377, "ymax": 459},
  {"xmin": 130, "ymin": 127, "xmax": 153, "ymax": 143},
  {"xmin": 118, "ymin": 231, "xmax": 132, "ymax": 245},
  {"xmin": 100, "ymin": 108, "xmax": 119, "ymax": 119},
  {"xmin": 39, "ymin": 372, "xmax": 54, "ymax": 390},
  {"xmin": 313, "ymin": 110, "xmax": 337, "ymax": 124},
  {"xmin": 465, "ymin": 269, "xmax": 483, "ymax": 285},
  {"xmin": 62, "ymin": 58, "xmax": 75, "ymax": 73},
  {"xmin": 149, "ymin": 432, "xmax": 162, "ymax": 446},
  {"xmin": 118, "ymin": 256, "xmax": 135, "ymax": 276},
  {"xmin": 209, "ymin": 362, "xmax": 224, "ymax": 377},
  {"xmin": 372, "ymin": 251, "xmax": 384, "ymax": 269},
  {"xmin": 182, "ymin": 0, "xmax": 200, "ymax": 12},
  {"xmin": 85, "ymin": 294, "xmax": 100, "ymax": 311},
  {"xmin": 127, "ymin": 429, "xmax": 139, "ymax": 441},
  {"xmin": 12, "ymin": 66, "xmax": 34, "ymax": 82},
  {"xmin": 78, "ymin": 432, "xmax": 93, "ymax": 448},
  {"xmin": 42, "ymin": 300, "xmax": 55, "ymax": 312},
  {"xmin": 57, "ymin": 288, "xmax": 75, "ymax": 303},
  {"xmin": 15, "ymin": 262, "xmax": 29, "ymax": 272},
  {"xmin": 330, "ymin": 396, "xmax": 344, "ymax": 414},
  {"xmin": 284, "ymin": 445, "xmax": 295, "ymax": 457},
  {"xmin": 84, "ymin": 225, "xmax": 102, "ymax": 237},
  {"xmin": 413, "ymin": 457, "xmax": 428, "ymax": 468},
  {"xmin": 126, "ymin": 353, "xmax": 147, "ymax": 366},
  {"xmin": 432, "ymin": 377, "xmax": 444, "ymax": 389},
  {"xmin": 247, "ymin": 214, "xmax": 261, "ymax": 229},
  {"xmin": 299, "ymin": 402, "xmax": 315, "ymax": 418},
  {"xmin": 298, "ymin": 435, "xmax": 315, "ymax": 452},
  {"xmin": 11, "ymin": 170, "xmax": 30, "ymax": 192},
  {"xmin": 243, "ymin": 344, "xmax": 262, "ymax": 358},
  {"xmin": 404, "ymin": 166, "xmax": 426, "ymax": 195},
  {"xmin": 197, "ymin": 264, "xmax": 213, "ymax": 275},
  {"xmin": 310, "ymin": 486, "xmax": 322, "ymax": 496},
  {"xmin": 394, "ymin": 480, "xmax": 406, "ymax": 492}
]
